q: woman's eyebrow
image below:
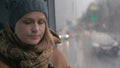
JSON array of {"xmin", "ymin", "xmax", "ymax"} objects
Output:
[
  {"xmin": 22, "ymin": 18, "xmax": 33, "ymax": 20},
  {"xmin": 23, "ymin": 17, "xmax": 45, "ymax": 20}
]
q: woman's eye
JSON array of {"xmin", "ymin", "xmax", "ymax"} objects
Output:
[
  {"xmin": 23, "ymin": 20, "xmax": 32, "ymax": 24},
  {"xmin": 38, "ymin": 20, "xmax": 46, "ymax": 24}
]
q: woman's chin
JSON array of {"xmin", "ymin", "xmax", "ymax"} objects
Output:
[{"xmin": 25, "ymin": 40, "xmax": 40, "ymax": 45}]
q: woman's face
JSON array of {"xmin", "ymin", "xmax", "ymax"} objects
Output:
[{"xmin": 15, "ymin": 11, "xmax": 46, "ymax": 45}]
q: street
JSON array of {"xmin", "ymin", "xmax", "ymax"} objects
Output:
[{"xmin": 57, "ymin": 32, "xmax": 120, "ymax": 68}]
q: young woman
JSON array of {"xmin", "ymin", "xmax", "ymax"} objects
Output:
[{"xmin": 0, "ymin": 0, "xmax": 70, "ymax": 68}]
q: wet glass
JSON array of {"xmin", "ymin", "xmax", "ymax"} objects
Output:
[{"xmin": 55, "ymin": 0, "xmax": 120, "ymax": 68}]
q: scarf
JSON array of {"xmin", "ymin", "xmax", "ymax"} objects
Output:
[{"xmin": 0, "ymin": 29, "xmax": 54, "ymax": 68}]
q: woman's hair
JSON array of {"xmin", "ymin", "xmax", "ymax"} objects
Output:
[{"xmin": 39, "ymin": 22, "xmax": 55, "ymax": 47}]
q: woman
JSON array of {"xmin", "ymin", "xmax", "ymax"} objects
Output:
[{"xmin": 0, "ymin": 0, "xmax": 70, "ymax": 68}]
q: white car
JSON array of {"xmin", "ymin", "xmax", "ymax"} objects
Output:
[{"xmin": 91, "ymin": 31, "xmax": 119, "ymax": 56}]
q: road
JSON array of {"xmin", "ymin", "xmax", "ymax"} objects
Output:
[{"xmin": 57, "ymin": 32, "xmax": 120, "ymax": 68}]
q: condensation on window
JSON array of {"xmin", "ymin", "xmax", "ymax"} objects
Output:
[{"xmin": 55, "ymin": 0, "xmax": 120, "ymax": 68}]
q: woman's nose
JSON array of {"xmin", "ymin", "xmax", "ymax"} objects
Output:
[{"xmin": 31, "ymin": 23, "xmax": 39, "ymax": 33}]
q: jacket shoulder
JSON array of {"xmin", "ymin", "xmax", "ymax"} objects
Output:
[{"xmin": 51, "ymin": 48, "xmax": 70, "ymax": 68}]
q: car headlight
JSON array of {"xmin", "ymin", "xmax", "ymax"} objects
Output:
[
  {"xmin": 65, "ymin": 34, "xmax": 69, "ymax": 38},
  {"xmin": 59, "ymin": 35, "xmax": 62, "ymax": 39}
]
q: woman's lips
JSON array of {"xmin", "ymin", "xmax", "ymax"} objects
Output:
[{"xmin": 28, "ymin": 35, "xmax": 40, "ymax": 39}]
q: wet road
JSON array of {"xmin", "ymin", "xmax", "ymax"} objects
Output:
[{"xmin": 57, "ymin": 33, "xmax": 120, "ymax": 68}]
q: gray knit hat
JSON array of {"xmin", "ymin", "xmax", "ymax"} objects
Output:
[{"xmin": 7, "ymin": 0, "xmax": 48, "ymax": 29}]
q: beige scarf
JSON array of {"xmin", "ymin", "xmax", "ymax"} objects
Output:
[{"xmin": 0, "ymin": 29, "xmax": 54, "ymax": 68}]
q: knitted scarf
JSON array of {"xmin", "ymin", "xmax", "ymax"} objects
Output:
[{"xmin": 0, "ymin": 29, "xmax": 54, "ymax": 68}]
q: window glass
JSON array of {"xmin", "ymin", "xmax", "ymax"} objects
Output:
[{"xmin": 55, "ymin": 0, "xmax": 120, "ymax": 68}]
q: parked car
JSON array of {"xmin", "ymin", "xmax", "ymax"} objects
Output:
[{"xmin": 91, "ymin": 31, "xmax": 119, "ymax": 56}]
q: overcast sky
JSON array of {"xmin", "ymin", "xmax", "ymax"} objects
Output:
[
  {"xmin": 76, "ymin": 0, "xmax": 96, "ymax": 18},
  {"xmin": 55, "ymin": 0, "xmax": 97, "ymax": 31}
]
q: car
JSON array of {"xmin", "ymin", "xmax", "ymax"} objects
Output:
[
  {"xmin": 59, "ymin": 34, "xmax": 70, "ymax": 40},
  {"xmin": 91, "ymin": 31, "xmax": 119, "ymax": 56}
]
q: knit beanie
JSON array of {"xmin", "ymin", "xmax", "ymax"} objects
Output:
[{"xmin": 7, "ymin": 0, "xmax": 48, "ymax": 29}]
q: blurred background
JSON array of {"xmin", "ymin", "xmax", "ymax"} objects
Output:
[{"xmin": 55, "ymin": 0, "xmax": 120, "ymax": 68}]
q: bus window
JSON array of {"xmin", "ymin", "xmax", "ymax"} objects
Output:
[{"xmin": 55, "ymin": 0, "xmax": 120, "ymax": 68}]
